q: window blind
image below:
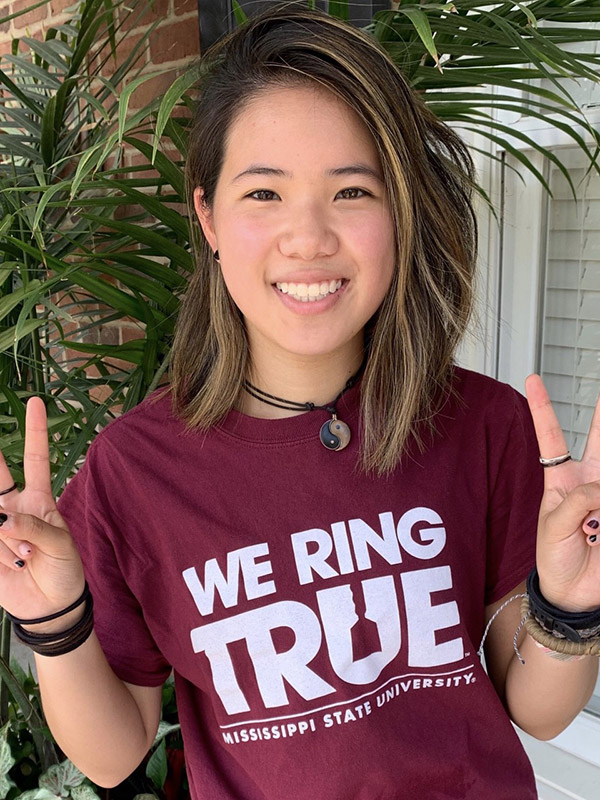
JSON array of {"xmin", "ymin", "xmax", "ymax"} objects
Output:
[
  {"xmin": 540, "ymin": 152, "xmax": 600, "ymax": 462},
  {"xmin": 540, "ymin": 149, "xmax": 600, "ymax": 716}
]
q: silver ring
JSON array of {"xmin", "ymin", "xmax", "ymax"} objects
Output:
[
  {"xmin": 0, "ymin": 482, "xmax": 18, "ymax": 496},
  {"xmin": 539, "ymin": 452, "xmax": 572, "ymax": 468}
]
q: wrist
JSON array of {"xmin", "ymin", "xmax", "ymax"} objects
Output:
[
  {"xmin": 526, "ymin": 568, "xmax": 600, "ymax": 647},
  {"xmin": 20, "ymin": 605, "xmax": 86, "ymax": 635},
  {"xmin": 538, "ymin": 579, "xmax": 599, "ymax": 614}
]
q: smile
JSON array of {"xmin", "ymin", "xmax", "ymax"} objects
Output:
[{"xmin": 275, "ymin": 279, "xmax": 343, "ymax": 302}]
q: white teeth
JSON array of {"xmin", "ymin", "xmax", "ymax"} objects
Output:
[{"xmin": 275, "ymin": 279, "xmax": 343, "ymax": 300}]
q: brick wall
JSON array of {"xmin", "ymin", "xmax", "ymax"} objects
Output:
[{"xmin": 1, "ymin": 0, "xmax": 201, "ymax": 397}]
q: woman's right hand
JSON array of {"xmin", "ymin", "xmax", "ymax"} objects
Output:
[{"xmin": 0, "ymin": 397, "xmax": 85, "ymax": 629}]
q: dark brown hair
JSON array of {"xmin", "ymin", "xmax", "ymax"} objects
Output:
[{"xmin": 171, "ymin": 2, "xmax": 477, "ymax": 474}]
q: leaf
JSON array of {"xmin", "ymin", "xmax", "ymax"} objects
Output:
[
  {"xmin": 151, "ymin": 70, "xmax": 199, "ymax": 164},
  {"xmin": 117, "ymin": 71, "xmax": 170, "ymax": 143},
  {"xmin": 69, "ymin": 784, "xmax": 101, "ymax": 799},
  {"xmin": 328, "ymin": 0, "xmax": 349, "ymax": 22},
  {"xmin": 0, "ymin": 773, "xmax": 15, "ymax": 800},
  {"xmin": 0, "ymin": 737, "xmax": 15, "ymax": 777},
  {"xmin": 231, "ymin": 1, "xmax": 247, "ymax": 25},
  {"xmin": 1, "ymin": 384, "xmax": 26, "ymax": 435},
  {"xmin": 152, "ymin": 720, "xmax": 181, "ymax": 746},
  {"xmin": 39, "ymin": 764, "xmax": 66, "ymax": 794},
  {"xmin": 20, "ymin": 37, "xmax": 67, "ymax": 72},
  {"xmin": 395, "ymin": 8, "xmax": 439, "ymax": 68},
  {"xmin": 0, "ymin": 0, "xmax": 50, "ymax": 26},
  {"xmin": 60, "ymin": 759, "xmax": 86, "ymax": 788},
  {"xmin": 145, "ymin": 739, "xmax": 168, "ymax": 790},
  {"xmin": 0, "ymin": 319, "xmax": 45, "ymax": 354}
]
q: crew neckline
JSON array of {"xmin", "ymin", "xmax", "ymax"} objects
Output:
[{"xmin": 216, "ymin": 379, "xmax": 362, "ymax": 445}]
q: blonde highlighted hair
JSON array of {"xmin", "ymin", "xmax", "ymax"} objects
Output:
[{"xmin": 171, "ymin": 2, "xmax": 477, "ymax": 474}]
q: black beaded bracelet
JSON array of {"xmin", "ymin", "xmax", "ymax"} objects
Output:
[
  {"xmin": 526, "ymin": 567, "xmax": 600, "ymax": 643},
  {"xmin": 11, "ymin": 591, "xmax": 95, "ymax": 657}
]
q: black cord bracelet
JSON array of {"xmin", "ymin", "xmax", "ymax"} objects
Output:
[
  {"xmin": 11, "ymin": 591, "xmax": 95, "ymax": 657},
  {"xmin": 526, "ymin": 567, "xmax": 600, "ymax": 643},
  {"xmin": 5, "ymin": 582, "xmax": 90, "ymax": 626}
]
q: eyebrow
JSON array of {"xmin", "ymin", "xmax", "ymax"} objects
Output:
[{"xmin": 231, "ymin": 164, "xmax": 384, "ymax": 184}]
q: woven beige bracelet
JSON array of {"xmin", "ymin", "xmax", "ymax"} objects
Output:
[{"xmin": 520, "ymin": 597, "xmax": 600, "ymax": 658}]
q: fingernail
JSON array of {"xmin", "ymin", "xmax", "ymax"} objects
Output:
[
  {"xmin": 587, "ymin": 519, "xmax": 599, "ymax": 530},
  {"xmin": 589, "ymin": 535, "xmax": 597, "ymax": 543},
  {"xmin": 18, "ymin": 543, "xmax": 32, "ymax": 556},
  {"xmin": 0, "ymin": 513, "xmax": 8, "ymax": 526},
  {"xmin": 14, "ymin": 559, "xmax": 25, "ymax": 568}
]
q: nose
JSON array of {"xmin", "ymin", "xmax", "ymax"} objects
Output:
[{"xmin": 278, "ymin": 202, "xmax": 338, "ymax": 260}]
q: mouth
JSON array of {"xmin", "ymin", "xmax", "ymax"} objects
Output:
[{"xmin": 274, "ymin": 279, "xmax": 344, "ymax": 303}]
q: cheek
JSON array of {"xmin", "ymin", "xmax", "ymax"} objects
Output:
[{"xmin": 223, "ymin": 211, "xmax": 273, "ymax": 258}]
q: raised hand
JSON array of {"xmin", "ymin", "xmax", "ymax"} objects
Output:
[
  {"xmin": 0, "ymin": 397, "xmax": 85, "ymax": 625},
  {"xmin": 525, "ymin": 374, "xmax": 600, "ymax": 613}
]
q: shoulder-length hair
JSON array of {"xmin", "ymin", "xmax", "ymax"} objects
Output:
[{"xmin": 171, "ymin": 2, "xmax": 477, "ymax": 475}]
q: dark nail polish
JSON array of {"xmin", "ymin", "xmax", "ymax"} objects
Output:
[
  {"xmin": 0, "ymin": 513, "xmax": 7, "ymax": 525},
  {"xmin": 588, "ymin": 519, "xmax": 599, "ymax": 530},
  {"xmin": 14, "ymin": 559, "xmax": 25, "ymax": 568},
  {"xmin": 589, "ymin": 535, "xmax": 597, "ymax": 543}
]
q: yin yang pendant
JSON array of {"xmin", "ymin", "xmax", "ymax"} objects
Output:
[{"xmin": 319, "ymin": 414, "xmax": 351, "ymax": 451}]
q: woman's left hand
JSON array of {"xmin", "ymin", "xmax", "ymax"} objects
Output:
[{"xmin": 526, "ymin": 374, "xmax": 600, "ymax": 613}]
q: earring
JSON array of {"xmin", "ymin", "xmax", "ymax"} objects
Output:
[{"xmin": 214, "ymin": 250, "xmax": 220, "ymax": 261}]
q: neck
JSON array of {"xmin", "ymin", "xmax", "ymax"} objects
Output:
[{"xmin": 239, "ymin": 340, "xmax": 364, "ymax": 420}]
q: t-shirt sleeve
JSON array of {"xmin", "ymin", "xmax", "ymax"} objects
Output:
[
  {"xmin": 485, "ymin": 388, "xmax": 544, "ymax": 605},
  {"xmin": 57, "ymin": 444, "xmax": 171, "ymax": 686}
]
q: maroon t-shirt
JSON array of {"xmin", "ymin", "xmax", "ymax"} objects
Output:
[{"xmin": 58, "ymin": 366, "xmax": 542, "ymax": 799}]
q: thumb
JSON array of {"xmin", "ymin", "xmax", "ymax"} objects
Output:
[
  {"xmin": 542, "ymin": 481, "xmax": 600, "ymax": 541},
  {"xmin": 0, "ymin": 508, "xmax": 72, "ymax": 555}
]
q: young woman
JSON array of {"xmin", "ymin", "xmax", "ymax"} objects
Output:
[{"xmin": 1, "ymin": 5, "xmax": 600, "ymax": 799}]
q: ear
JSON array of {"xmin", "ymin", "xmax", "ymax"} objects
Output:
[{"xmin": 193, "ymin": 187, "xmax": 218, "ymax": 253}]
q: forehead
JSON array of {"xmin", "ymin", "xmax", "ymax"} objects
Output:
[{"xmin": 221, "ymin": 84, "xmax": 380, "ymax": 172}]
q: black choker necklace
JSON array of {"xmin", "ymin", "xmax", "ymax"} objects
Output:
[{"xmin": 243, "ymin": 369, "xmax": 362, "ymax": 451}]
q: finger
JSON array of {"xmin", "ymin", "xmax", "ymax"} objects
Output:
[
  {"xmin": 543, "ymin": 481, "xmax": 600, "ymax": 543},
  {"xmin": 0, "ymin": 509, "xmax": 67, "ymax": 553},
  {"xmin": 582, "ymin": 388, "xmax": 600, "ymax": 464},
  {"xmin": 0, "ymin": 447, "xmax": 19, "ymax": 504},
  {"xmin": 23, "ymin": 397, "xmax": 53, "ymax": 496},
  {"xmin": 0, "ymin": 539, "xmax": 28, "ymax": 571},
  {"xmin": 525, "ymin": 375, "xmax": 571, "ymax": 479},
  {"xmin": 583, "ymin": 512, "xmax": 600, "ymax": 545}
]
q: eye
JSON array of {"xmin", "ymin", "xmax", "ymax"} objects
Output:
[
  {"xmin": 247, "ymin": 190, "xmax": 279, "ymax": 201},
  {"xmin": 336, "ymin": 187, "xmax": 370, "ymax": 200}
]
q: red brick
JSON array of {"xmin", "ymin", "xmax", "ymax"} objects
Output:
[
  {"xmin": 0, "ymin": 39, "xmax": 14, "ymax": 58},
  {"xmin": 174, "ymin": 0, "xmax": 197, "ymax": 15},
  {"xmin": 120, "ymin": 324, "xmax": 145, "ymax": 343},
  {"xmin": 127, "ymin": 67, "xmax": 177, "ymax": 109},
  {"xmin": 12, "ymin": 0, "xmax": 49, "ymax": 28},
  {"xmin": 89, "ymin": 384, "xmax": 113, "ymax": 404},
  {"xmin": 149, "ymin": 18, "xmax": 199, "ymax": 64},
  {"xmin": 49, "ymin": 0, "xmax": 78, "ymax": 13},
  {"xmin": 94, "ymin": 31, "xmax": 148, "ymax": 73},
  {"xmin": 119, "ymin": 0, "xmax": 170, "ymax": 33}
]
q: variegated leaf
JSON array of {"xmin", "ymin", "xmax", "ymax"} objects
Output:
[
  {"xmin": 0, "ymin": 738, "xmax": 15, "ymax": 777},
  {"xmin": 70, "ymin": 785, "xmax": 101, "ymax": 800}
]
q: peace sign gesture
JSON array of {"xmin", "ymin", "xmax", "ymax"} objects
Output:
[
  {"xmin": 526, "ymin": 374, "xmax": 600, "ymax": 614},
  {"xmin": 0, "ymin": 397, "xmax": 85, "ymax": 626}
]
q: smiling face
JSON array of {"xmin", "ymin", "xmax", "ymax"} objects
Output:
[{"xmin": 194, "ymin": 84, "xmax": 396, "ymax": 374}]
